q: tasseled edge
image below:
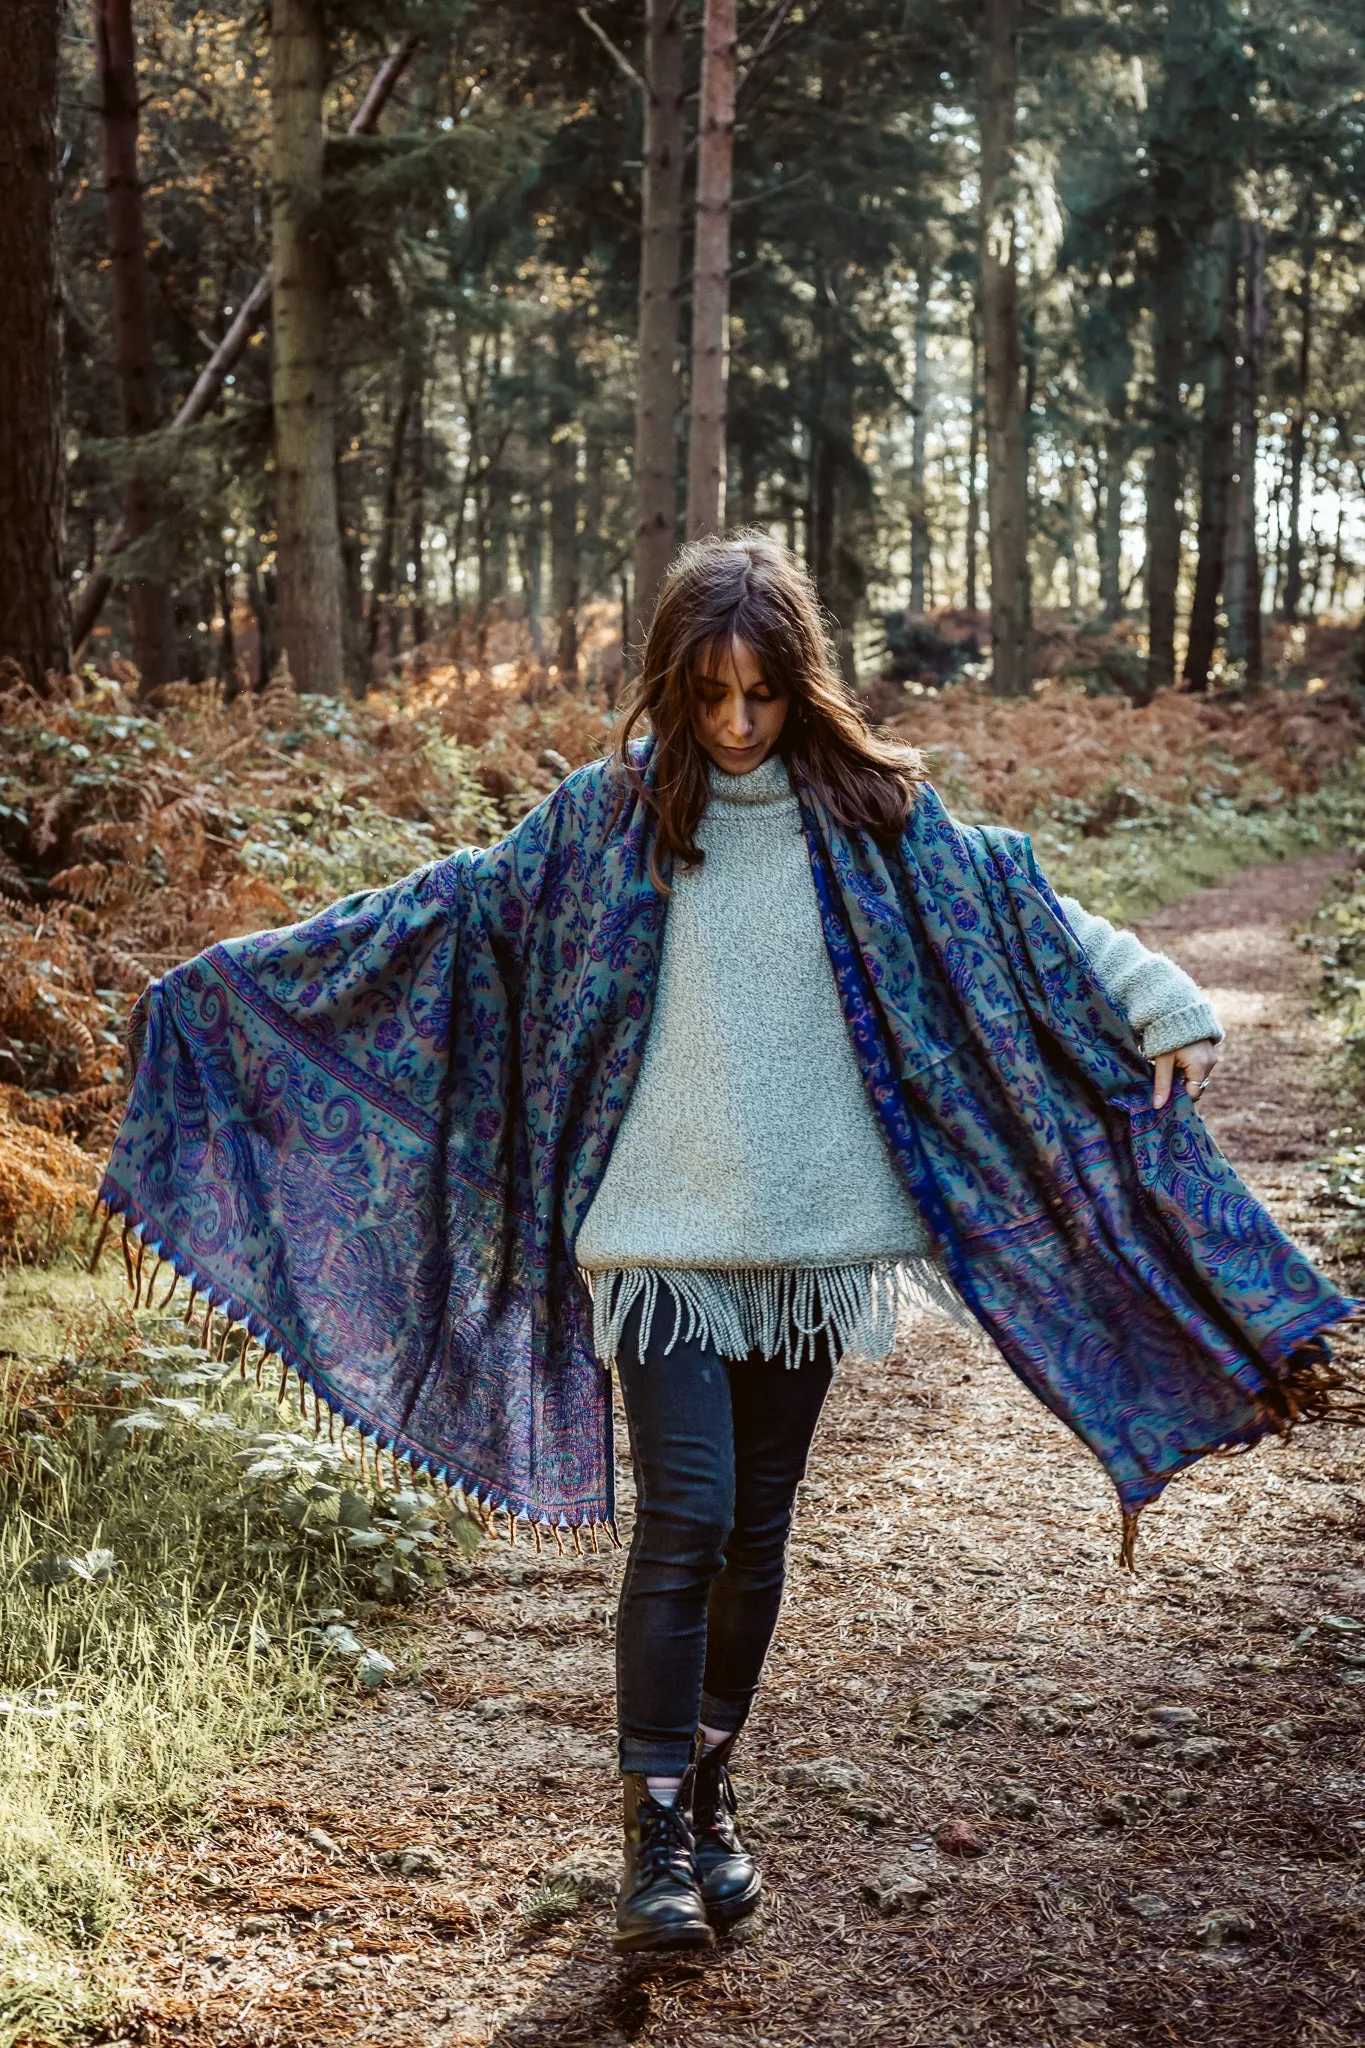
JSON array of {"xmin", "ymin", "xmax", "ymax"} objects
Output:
[
  {"xmin": 585, "ymin": 1256, "xmax": 973, "ymax": 1372},
  {"xmin": 88, "ymin": 1186, "xmax": 620, "ymax": 1558},
  {"xmin": 1114, "ymin": 1322, "xmax": 1365, "ymax": 1572}
]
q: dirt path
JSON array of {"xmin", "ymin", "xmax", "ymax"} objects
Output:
[{"xmin": 116, "ymin": 854, "xmax": 1365, "ymax": 2048}]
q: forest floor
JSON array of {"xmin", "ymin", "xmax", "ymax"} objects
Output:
[{"xmin": 91, "ymin": 847, "xmax": 1365, "ymax": 2048}]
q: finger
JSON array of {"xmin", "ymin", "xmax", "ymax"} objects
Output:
[{"xmin": 1153, "ymin": 1052, "xmax": 1175, "ymax": 1109}]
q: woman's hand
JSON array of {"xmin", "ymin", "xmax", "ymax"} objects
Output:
[{"xmin": 1152, "ymin": 1037, "xmax": 1219, "ymax": 1110}]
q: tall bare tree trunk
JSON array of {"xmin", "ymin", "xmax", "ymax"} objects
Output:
[
  {"xmin": 367, "ymin": 374, "xmax": 411, "ymax": 669},
  {"xmin": 1241, "ymin": 218, "xmax": 1267, "ymax": 680},
  {"xmin": 909, "ymin": 264, "xmax": 931, "ymax": 612},
  {"xmin": 96, "ymin": 0, "xmax": 175, "ymax": 696},
  {"xmin": 1143, "ymin": 204, "xmax": 1185, "ymax": 696},
  {"xmin": 965, "ymin": 307, "xmax": 980, "ymax": 614},
  {"xmin": 271, "ymin": 0, "xmax": 343, "ymax": 695},
  {"xmin": 1225, "ymin": 218, "xmax": 1265, "ymax": 674},
  {"xmin": 1282, "ymin": 232, "xmax": 1314, "ymax": 622},
  {"xmin": 1096, "ymin": 435, "xmax": 1123, "ymax": 623},
  {"xmin": 686, "ymin": 0, "xmax": 737, "ymax": 540},
  {"xmin": 408, "ymin": 381, "xmax": 427, "ymax": 650},
  {"xmin": 979, "ymin": 0, "xmax": 1030, "ymax": 695},
  {"xmin": 1183, "ymin": 225, "xmax": 1238, "ymax": 688},
  {"xmin": 0, "ymin": 0, "xmax": 70, "ymax": 687},
  {"xmin": 633, "ymin": 0, "xmax": 686, "ymax": 634},
  {"xmin": 550, "ymin": 326, "xmax": 580, "ymax": 679}
]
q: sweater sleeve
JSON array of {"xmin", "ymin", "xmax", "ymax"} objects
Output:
[{"xmin": 1057, "ymin": 896, "xmax": 1224, "ymax": 1058}]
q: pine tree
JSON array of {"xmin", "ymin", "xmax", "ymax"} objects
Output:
[{"xmin": 0, "ymin": 0, "xmax": 70, "ymax": 687}]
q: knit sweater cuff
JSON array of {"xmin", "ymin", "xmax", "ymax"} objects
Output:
[{"xmin": 1139, "ymin": 1000, "xmax": 1224, "ymax": 1059}]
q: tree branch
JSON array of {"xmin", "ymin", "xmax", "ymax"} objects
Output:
[
  {"xmin": 73, "ymin": 33, "xmax": 421, "ymax": 656},
  {"xmin": 576, "ymin": 8, "xmax": 644, "ymax": 93}
]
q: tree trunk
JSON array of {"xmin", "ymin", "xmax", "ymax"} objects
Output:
[
  {"xmin": 965, "ymin": 307, "xmax": 981, "ymax": 614},
  {"xmin": 979, "ymin": 0, "xmax": 1030, "ymax": 695},
  {"xmin": 909, "ymin": 264, "xmax": 931, "ymax": 613},
  {"xmin": 1226, "ymin": 217, "xmax": 1265, "ymax": 674},
  {"xmin": 1241, "ymin": 218, "xmax": 1266, "ymax": 680},
  {"xmin": 550, "ymin": 332, "xmax": 580, "ymax": 679},
  {"xmin": 1282, "ymin": 235, "xmax": 1313, "ymax": 622},
  {"xmin": 408, "ymin": 381, "xmax": 427, "ymax": 650},
  {"xmin": 519, "ymin": 491, "xmax": 544, "ymax": 654},
  {"xmin": 270, "ymin": 0, "xmax": 344, "ymax": 695},
  {"xmin": 808, "ymin": 276, "xmax": 866, "ymax": 686},
  {"xmin": 367, "ymin": 375, "xmax": 411, "ymax": 669},
  {"xmin": 1183, "ymin": 225, "xmax": 1238, "ymax": 688},
  {"xmin": 0, "ymin": 0, "xmax": 70, "ymax": 687},
  {"xmin": 96, "ymin": 0, "xmax": 175, "ymax": 696},
  {"xmin": 1144, "ymin": 207, "xmax": 1185, "ymax": 696},
  {"xmin": 686, "ymin": 0, "xmax": 737, "ymax": 540},
  {"xmin": 72, "ymin": 37, "xmax": 416, "ymax": 657},
  {"xmin": 1098, "ymin": 432, "xmax": 1124, "ymax": 623},
  {"xmin": 633, "ymin": 0, "xmax": 686, "ymax": 632},
  {"xmin": 1064, "ymin": 461, "xmax": 1081, "ymax": 615}
]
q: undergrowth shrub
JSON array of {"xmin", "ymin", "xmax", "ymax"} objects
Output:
[{"xmin": 0, "ymin": 1261, "xmax": 479, "ymax": 2043}]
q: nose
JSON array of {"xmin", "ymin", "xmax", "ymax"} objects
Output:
[{"xmin": 722, "ymin": 687, "xmax": 753, "ymax": 740}]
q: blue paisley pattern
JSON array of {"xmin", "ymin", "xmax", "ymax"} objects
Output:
[
  {"xmin": 100, "ymin": 750, "xmax": 1352, "ymax": 1531},
  {"xmin": 798, "ymin": 781, "xmax": 1353, "ymax": 1514}
]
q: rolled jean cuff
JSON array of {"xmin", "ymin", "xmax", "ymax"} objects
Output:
[
  {"xmin": 619, "ymin": 1734, "xmax": 696, "ymax": 1778},
  {"xmin": 698, "ymin": 1690, "xmax": 750, "ymax": 1738}
]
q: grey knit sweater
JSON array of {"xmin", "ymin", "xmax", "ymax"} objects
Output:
[{"xmin": 576, "ymin": 753, "xmax": 1222, "ymax": 1367}]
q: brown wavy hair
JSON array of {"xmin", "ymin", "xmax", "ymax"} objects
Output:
[{"xmin": 615, "ymin": 533, "xmax": 924, "ymax": 888}]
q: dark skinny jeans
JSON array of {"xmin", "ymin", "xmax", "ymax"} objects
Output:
[{"xmin": 614, "ymin": 1299, "xmax": 835, "ymax": 1777}]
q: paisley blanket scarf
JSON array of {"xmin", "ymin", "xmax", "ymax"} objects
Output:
[{"xmin": 99, "ymin": 750, "xmax": 1354, "ymax": 1546}]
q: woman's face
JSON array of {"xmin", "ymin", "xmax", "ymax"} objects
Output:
[{"xmin": 689, "ymin": 638, "xmax": 788, "ymax": 776}]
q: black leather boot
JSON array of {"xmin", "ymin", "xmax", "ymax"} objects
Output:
[
  {"xmin": 692, "ymin": 1733, "xmax": 762, "ymax": 1927},
  {"xmin": 613, "ymin": 1773, "xmax": 714, "ymax": 1954}
]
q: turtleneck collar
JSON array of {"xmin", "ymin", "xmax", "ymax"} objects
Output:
[{"xmin": 705, "ymin": 751, "xmax": 794, "ymax": 807}]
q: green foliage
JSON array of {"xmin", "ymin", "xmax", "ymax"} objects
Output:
[
  {"xmin": 0, "ymin": 1259, "xmax": 478, "ymax": 2041},
  {"xmin": 1036, "ymin": 780, "xmax": 1365, "ymax": 925}
]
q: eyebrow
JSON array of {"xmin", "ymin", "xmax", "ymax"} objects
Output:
[{"xmin": 692, "ymin": 670, "xmax": 770, "ymax": 687}]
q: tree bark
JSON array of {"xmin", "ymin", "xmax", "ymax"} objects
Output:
[
  {"xmin": 909, "ymin": 264, "xmax": 931, "ymax": 613},
  {"xmin": 1098, "ymin": 432, "xmax": 1124, "ymax": 623},
  {"xmin": 1143, "ymin": 206, "xmax": 1185, "ymax": 696},
  {"xmin": 271, "ymin": 0, "xmax": 344, "ymax": 695},
  {"xmin": 965, "ymin": 306, "xmax": 980, "ymax": 614},
  {"xmin": 96, "ymin": 0, "xmax": 175, "ymax": 696},
  {"xmin": 550, "ymin": 328, "xmax": 580, "ymax": 679},
  {"xmin": 1183, "ymin": 225, "xmax": 1238, "ymax": 688},
  {"xmin": 633, "ymin": 0, "xmax": 686, "ymax": 632},
  {"xmin": 0, "ymin": 0, "xmax": 70, "ymax": 687},
  {"xmin": 1282, "ymin": 233, "xmax": 1313, "ymax": 622},
  {"xmin": 685, "ymin": 0, "xmax": 737, "ymax": 540},
  {"xmin": 408, "ymin": 381, "xmax": 427, "ymax": 650},
  {"xmin": 978, "ymin": 0, "xmax": 1030, "ymax": 695},
  {"xmin": 1225, "ymin": 217, "xmax": 1265, "ymax": 674},
  {"xmin": 367, "ymin": 375, "xmax": 411, "ymax": 669},
  {"xmin": 1241, "ymin": 217, "xmax": 1267, "ymax": 680},
  {"xmin": 808, "ymin": 273, "xmax": 866, "ymax": 686}
]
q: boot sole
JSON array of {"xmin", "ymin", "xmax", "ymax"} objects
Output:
[{"xmin": 613, "ymin": 1921, "xmax": 715, "ymax": 1954}]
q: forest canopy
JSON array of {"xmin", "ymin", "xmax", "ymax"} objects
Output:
[{"xmin": 3, "ymin": 1, "xmax": 1365, "ymax": 706}]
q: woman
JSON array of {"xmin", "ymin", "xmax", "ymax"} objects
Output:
[{"xmin": 99, "ymin": 537, "xmax": 1352, "ymax": 1958}]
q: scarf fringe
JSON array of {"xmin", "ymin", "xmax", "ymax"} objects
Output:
[
  {"xmin": 89, "ymin": 1187, "xmax": 618, "ymax": 1553},
  {"xmin": 587, "ymin": 1256, "xmax": 974, "ymax": 1371}
]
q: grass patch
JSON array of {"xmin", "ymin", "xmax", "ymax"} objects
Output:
[
  {"xmin": 1031, "ymin": 779, "xmax": 1365, "ymax": 925},
  {"xmin": 0, "ymin": 1252, "xmax": 475, "ymax": 2044}
]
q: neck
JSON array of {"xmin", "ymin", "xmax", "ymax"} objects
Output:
[{"xmin": 705, "ymin": 751, "xmax": 793, "ymax": 806}]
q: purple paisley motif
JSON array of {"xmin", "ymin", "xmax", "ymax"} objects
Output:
[{"xmin": 99, "ymin": 749, "xmax": 1352, "ymax": 1530}]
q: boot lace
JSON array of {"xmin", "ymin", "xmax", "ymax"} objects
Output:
[
  {"xmin": 636, "ymin": 1797, "xmax": 698, "ymax": 1888},
  {"xmin": 694, "ymin": 1760, "xmax": 739, "ymax": 1846}
]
